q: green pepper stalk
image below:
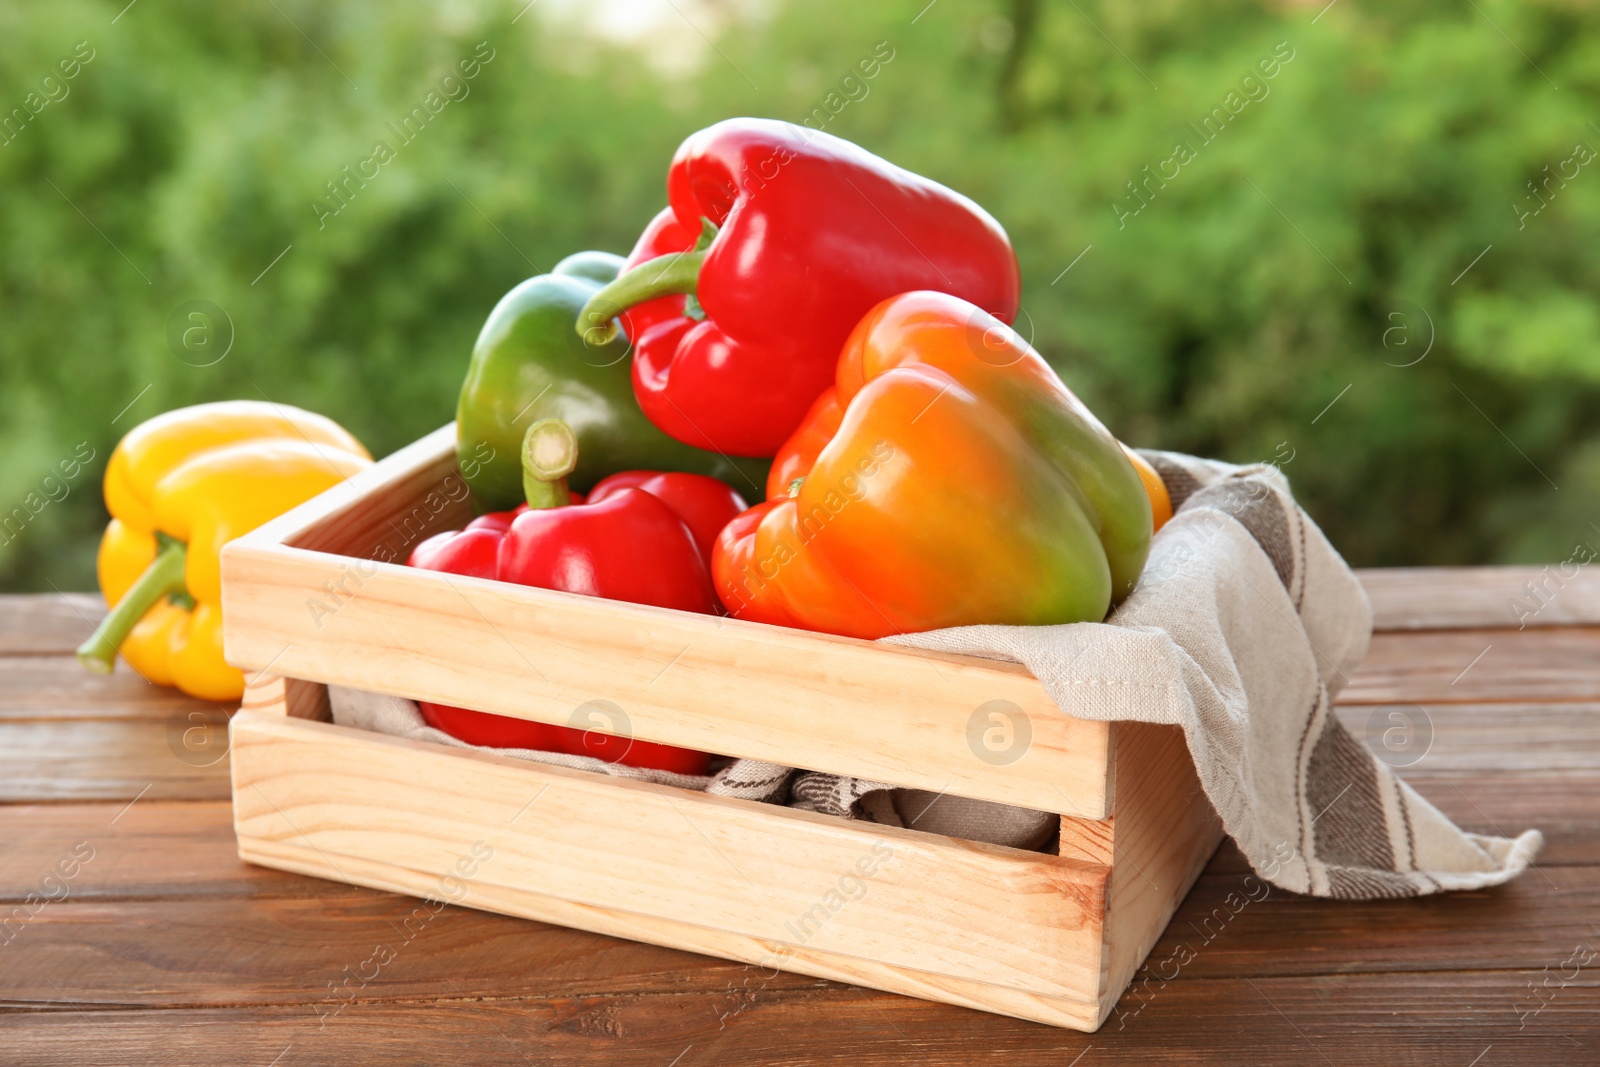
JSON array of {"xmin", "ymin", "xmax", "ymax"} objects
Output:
[
  {"xmin": 578, "ymin": 220, "xmax": 718, "ymax": 346},
  {"xmin": 454, "ymin": 250, "xmax": 769, "ymax": 511}
]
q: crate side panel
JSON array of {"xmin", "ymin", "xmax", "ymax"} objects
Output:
[
  {"xmin": 237, "ymin": 833, "xmax": 1103, "ymax": 1031},
  {"xmin": 1078, "ymin": 721, "xmax": 1224, "ymax": 1027},
  {"xmin": 229, "ymin": 710, "xmax": 1109, "ymax": 1000},
  {"xmin": 222, "ymin": 541, "xmax": 1111, "ymax": 816}
]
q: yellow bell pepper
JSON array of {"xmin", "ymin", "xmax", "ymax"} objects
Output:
[{"xmin": 78, "ymin": 401, "xmax": 371, "ymax": 701}]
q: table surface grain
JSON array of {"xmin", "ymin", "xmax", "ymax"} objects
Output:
[{"xmin": 3, "ymin": 570, "xmax": 1597, "ymax": 1066}]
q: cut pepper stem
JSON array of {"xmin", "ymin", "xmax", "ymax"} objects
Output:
[
  {"xmin": 77, "ymin": 535, "xmax": 189, "ymax": 675},
  {"xmin": 576, "ymin": 217, "xmax": 718, "ymax": 346},
  {"xmin": 522, "ymin": 418, "xmax": 579, "ymax": 510}
]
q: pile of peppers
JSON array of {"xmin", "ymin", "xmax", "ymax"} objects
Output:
[
  {"xmin": 421, "ymin": 118, "xmax": 1170, "ymax": 762},
  {"xmin": 81, "ymin": 119, "xmax": 1174, "ymax": 773}
]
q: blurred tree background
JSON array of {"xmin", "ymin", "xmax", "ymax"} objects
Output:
[{"xmin": 2, "ymin": 0, "xmax": 1597, "ymax": 592}]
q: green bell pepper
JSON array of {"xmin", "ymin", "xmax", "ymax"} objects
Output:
[{"xmin": 457, "ymin": 252, "xmax": 770, "ymax": 509}]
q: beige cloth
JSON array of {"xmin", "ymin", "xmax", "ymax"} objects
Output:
[
  {"xmin": 879, "ymin": 452, "xmax": 1544, "ymax": 897},
  {"xmin": 331, "ymin": 451, "xmax": 1543, "ymax": 898},
  {"xmin": 327, "ymin": 686, "xmax": 796, "ymax": 803}
]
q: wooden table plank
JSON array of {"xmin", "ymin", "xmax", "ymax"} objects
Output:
[
  {"xmin": 0, "ymin": 720, "xmax": 231, "ymax": 803},
  {"xmin": 1335, "ymin": 627, "xmax": 1600, "ymax": 705},
  {"xmin": 0, "ymin": 657, "xmax": 221, "ymax": 722},
  {"xmin": 0, "ymin": 593, "xmax": 102, "ymax": 655},
  {"xmin": 0, "ymin": 802, "xmax": 353, "ymax": 901},
  {"xmin": 1207, "ymin": 772, "xmax": 1600, "ymax": 868},
  {"xmin": 1359, "ymin": 565, "xmax": 1600, "ymax": 631},
  {"xmin": 1333, "ymin": 702, "xmax": 1600, "ymax": 772},
  {"xmin": 1403, "ymin": 768, "xmax": 1600, "ymax": 852},
  {"xmin": 0, "ymin": 894, "xmax": 820, "ymax": 1009},
  {"xmin": 2, "ymin": 972, "xmax": 1594, "ymax": 1066},
  {"xmin": 1146, "ymin": 862, "xmax": 1599, "ymax": 981}
]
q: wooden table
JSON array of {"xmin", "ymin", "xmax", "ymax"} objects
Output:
[{"xmin": 4, "ymin": 568, "xmax": 1597, "ymax": 1065}]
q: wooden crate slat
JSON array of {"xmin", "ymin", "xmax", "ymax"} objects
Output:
[
  {"xmin": 1081, "ymin": 721, "xmax": 1223, "ymax": 1009},
  {"xmin": 239, "ymin": 835, "xmax": 1105, "ymax": 1030},
  {"xmin": 231, "ymin": 708, "xmax": 1111, "ymax": 1007}
]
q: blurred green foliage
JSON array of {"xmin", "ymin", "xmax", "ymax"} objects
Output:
[{"xmin": 2, "ymin": 0, "xmax": 1597, "ymax": 592}]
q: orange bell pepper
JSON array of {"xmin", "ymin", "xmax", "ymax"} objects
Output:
[
  {"xmin": 712, "ymin": 291, "xmax": 1156, "ymax": 639},
  {"xmin": 1123, "ymin": 445, "xmax": 1173, "ymax": 532}
]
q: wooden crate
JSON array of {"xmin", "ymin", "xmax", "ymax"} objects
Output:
[{"xmin": 220, "ymin": 424, "xmax": 1223, "ymax": 1031}]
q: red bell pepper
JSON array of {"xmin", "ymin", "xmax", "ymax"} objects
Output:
[
  {"xmin": 586, "ymin": 470, "xmax": 746, "ymax": 560},
  {"xmin": 407, "ymin": 419, "xmax": 745, "ymax": 774},
  {"xmin": 407, "ymin": 503, "xmax": 532, "ymax": 580},
  {"xmin": 576, "ymin": 118, "xmax": 1021, "ymax": 457}
]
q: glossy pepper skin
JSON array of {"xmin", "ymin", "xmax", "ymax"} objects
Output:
[
  {"xmin": 586, "ymin": 470, "xmax": 746, "ymax": 560},
  {"xmin": 712, "ymin": 291, "xmax": 1153, "ymax": 640},
  {"xmin": 767, "ymin": 387, "xmax": 1176, "ymax": 538},
  {"xmin": 456, "ymin": 250, "xmax": 768, "ymax": 511},
  {"xmin": 410, "ymin": 421, "xmax": 744, "ymax": 774},
  {"xmin": 1123, "ymin": 446, "xmax": 1174, "ymax": 533},
  {"xmin": 79, "ymin": 402, "xmax": 371, "ymax": 700},
  {"xmin": 576, "ymin": 118, "xmax": 1022, "ymax": 457}
]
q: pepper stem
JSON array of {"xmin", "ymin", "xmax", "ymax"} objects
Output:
[
  {"xmin": 77, "ymin": 535, "xmax": 189, "ymax": 676},
  {"xmin": 576, "ymin": 217, "xmax": 718, "ymax": 346},
  {"xmin": 522, "ymin": 418, "xmax": 579, "ymax": 510}
]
